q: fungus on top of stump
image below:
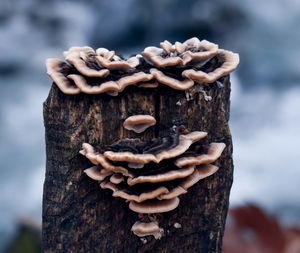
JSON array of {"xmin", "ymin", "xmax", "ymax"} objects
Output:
[{"xmin": 45, "ymin": 37, "xmax": 239, "ymax": 96}]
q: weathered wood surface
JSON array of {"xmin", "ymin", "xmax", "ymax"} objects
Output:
[{"xmin": 42, "ymin": 76, "xmax": 233, "ymax": 253}]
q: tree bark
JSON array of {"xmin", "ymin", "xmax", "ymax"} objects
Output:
[{"xmin": 42, "ymin": 76, "xmax": 233, "ymax": 253}]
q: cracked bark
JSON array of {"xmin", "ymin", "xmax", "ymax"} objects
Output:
[{"xmin": 42, "ymin": 76, "xmax": 233, "ymax": 253}]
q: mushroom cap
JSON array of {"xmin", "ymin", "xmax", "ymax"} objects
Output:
[
  {"xmin": 123, "ymin": 115, "xmax": 156, "ymax": 133},
  {"xmin": 67, "ymin": 72, "xmax": 153, "ymax": 95},
  {"xmin": 100, "ymin": 180, "xmax": 119, "ymax": 192},
  {"xmin": 150, "ymin": 68, "xmax": 194, "ymax": 90},
  {"xmin": 113, "ymin": 186, "xmax": 169, "ymax": 203},
  {"xmin": 175, "ymin": 142, "xmax": 226, "ymax": 167},
  {"xmin": 129, "ymin": 197, "xmax": 180, "ymax": 214},
  {"xmin": 95, "ymin": 55, "xmax": 140, "ymax": 70},
  {"xmin": 141, "ymin": 38, "xmax": 218, "ymax": 68},
  {"xmin": 84, "ymin": 166, "xmax": 112, "ymax": 181},
  {"xmin": 95, "ymin": 47, "xmax": 115, "ymax": 60},
  {"xmin": 110, "ymin": 174, "xmax": 124, "ymax": 184},
  {"xmin": 127, "ymin": 165, "xmax": 195, "ymax": 186},
  {"xmin": 157, "ymin": 186, "xmax": 187, "ymax": 200},
  {"xmin": 80, "ymin": 143, "xmax": 131, "ymax": 176},
  {"xmin": 131, "ymin": 221, "xmax": 162, "ymax": 239},
  {"xmin": 45, "ymin": 58, "xmax": 81, "ymax": 95},
  {"xmin": 180, "ymin": 164, "xmax": 219, "ymax": 190},
  {"xmin": 64, "ymin": 50, "xmax": 110, "ymax": 78},
  {"xmin": 182, "ymin": 49, "xmax": 240, "ymax": 83}
]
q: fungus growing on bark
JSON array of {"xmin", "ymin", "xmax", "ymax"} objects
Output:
[
  {"xmin": 129, "ymin": 197, "xmax": 180, "ymax": 214},
  {"xmin": 123, "ymin": 115, "xmax": 156, "ymax": 133},
  {"xmin": 80, "ymin": 129, "xmax": 225, "ymax": 239},
  {"xmin": 131, "ymin": 222, "xmax": 163, "ymax": 239}
]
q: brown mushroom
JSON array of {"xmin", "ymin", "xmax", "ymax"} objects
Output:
[
  {"xmin": 129, "ymin": 197, "xmax": 180, "ymax": 214},
  {"xmin": 84, "ymin": 166, "xmax": 112, "ymax": 181},
  {"xmin": 131, "ymin": 221, "xmax": 163, "ymax": 239},
  {"xmin": 123, "ymin": 115, "xmax": 156, "ymax": 133}
]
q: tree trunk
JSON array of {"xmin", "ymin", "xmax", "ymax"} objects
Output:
[{"xmin": 42, "ymin": 75, "xmax": 233, "ymax": 253}]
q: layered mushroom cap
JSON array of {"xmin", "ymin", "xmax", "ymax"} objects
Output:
[
  {"xmin": 45, "ymin": 38, "xmax": 239, "ymax": 95},
  {"xmin": 80, "ymin": 131, "xmax": 226, "ymax": 238}
]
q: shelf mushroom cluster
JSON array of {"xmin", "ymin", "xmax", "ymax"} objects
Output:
[
  {"xmin": 80, "ymin": 131, "xmax": 226, "ymax": 239},
  {"xmin": 46, "ymin": 37, "xmax": 239, "ymax": 95}
]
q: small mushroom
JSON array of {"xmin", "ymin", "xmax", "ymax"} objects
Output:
[
  {"xmin": 123, "ymin": 115, "xmax": 156, "ymax": 133},
  {"xmin": 131, "ymin": 221, "xmax": 163, "ymax": 239},
  {"xmin": 84, "ymin": 166, "xmax": 112, "ymax": 181},
  {"xmin": 110, "ymin": 174, "xmax": 124, "ymax": 184},
  {"xmin": 129, "ymin": 197, "xmax": 180, "ymax": 214}
]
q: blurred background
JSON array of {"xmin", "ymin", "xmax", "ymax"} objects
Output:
[{"xmin": 0, "ymin": 0, "xmax": 299, "ymax": 252}]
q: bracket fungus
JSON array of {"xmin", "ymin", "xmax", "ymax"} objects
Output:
[
  {"xmin": 80, "ymin": 131, "xmax": 226, "ymax": 239},
  {"xmin": 123, "ymin": 115, "xmax": 156, "ymax": 133},
  {"xmin": 45, "ymin": 37, "xmax": 239, "ymax": 95}
]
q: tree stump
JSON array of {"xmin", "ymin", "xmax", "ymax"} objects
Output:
[
  {"xmin": 42, "ymin": 38, "xmax": 238, "ymax": 252},
  {"xmin": 43, "ymin": 76, "xmax": 233, "ymax": 253}
]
